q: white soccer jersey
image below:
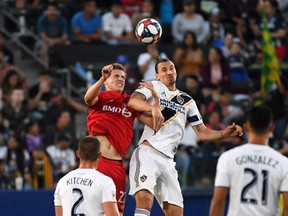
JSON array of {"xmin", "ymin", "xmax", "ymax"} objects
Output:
[
  {"xmin": 54, "ymin": 168, "xmax": 116, "ymax": 216},
  {"xmin": 215, "ymin": 144, "xmax": 288, "ymax": 216},
  {"xmin": 136, "ymin": 81, "xmax": 203, "ymax": 158}
]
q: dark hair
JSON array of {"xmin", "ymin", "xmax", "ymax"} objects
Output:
[
  {"xmin": 247, "ymin": 105, "xmax": 273, "ymax": 134},
  {"xmin": 154, "ymin": 58, "xmax": 171, "ymax": 74},
  {"xmin": 78, "ymin": 136, "xmax": 100, "ymax": 161},
  {"xmin": 210, "ymin": 46, "xmax": 225, "ymax": 64},
  {"xmin": 84, "ymin": 0, "xmax": 96, "ymax": 6},
  {"xmin": 182, "ymin": 31, "xmax": 198, "ymax": 50},
  {"xmin": 46, "ymin": 2, "xmax": 59, "ymax": 10}
]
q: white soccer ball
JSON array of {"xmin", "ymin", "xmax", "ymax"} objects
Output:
[{"xmin": 135, "ymin": 18, "xmax": 162, "ymax": 45}]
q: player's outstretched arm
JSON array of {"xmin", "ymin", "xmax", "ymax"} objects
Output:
[
  {"xmin": 209, "ymin": 187, "xmax": 228, "ymax": 216},
  {"xmin": 84, "ymin": 65, "xmax": 113, "ymax": 106},
  {"xmin": 103, "ymin": 202, "xmax": 120, "ymax": 216},
  {"xmin": 192, "ymin": 123, "xmax": 243, "ymax": 142}
]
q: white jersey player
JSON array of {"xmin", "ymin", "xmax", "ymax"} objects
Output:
[
  {"xmin": 210, "ymin": 105, "xmax": 288, "ymax": 216},
  {"xmin": 54, "ymin": 136, "xmax": 119, "ymax": 216},
  {"xmin": 128, "ymin": 58, "xmax": 243, "ymax": 216}
]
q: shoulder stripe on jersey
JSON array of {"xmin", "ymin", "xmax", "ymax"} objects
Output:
[
  {"xmin": 187, "ymin": 115, "xmax": 200, "ymax": 123},
  {"xmin": 134, "ymin": 147, "xmax": 141, "ymax": 187}
]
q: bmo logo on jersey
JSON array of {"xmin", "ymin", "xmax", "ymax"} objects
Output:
[{"xmin": 102, "ymin": 105, "xmax": 132, "ymax": 118}]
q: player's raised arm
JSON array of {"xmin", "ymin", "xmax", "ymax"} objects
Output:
[
  {"xmin": 128, "ymin": 91, "xmax": 163, "ymax": 132},
  {"xmin": 192, "ymin": 122, "xmax": 243, "ymax": 142},
  {"xmin": 84, "ymin": 65, "xmax": 113, "ymax": 106}
]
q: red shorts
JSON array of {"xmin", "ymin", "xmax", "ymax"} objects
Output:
[{"xmin": 97, "ymin": 156, "xmax": 126, "ymax": 212}]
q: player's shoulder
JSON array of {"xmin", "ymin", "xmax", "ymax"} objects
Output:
[
  {"xmin": 95, "ymin": 170, "xmax": 115, "ymax": 186},
  {"xmin": 178, "ymin": 90, "xmax": 193, "ymax": 100}
]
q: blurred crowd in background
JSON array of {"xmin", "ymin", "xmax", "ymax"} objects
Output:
[{"xmin": 0, "ymin": 0, "xmax": 287, "ymax": 191}]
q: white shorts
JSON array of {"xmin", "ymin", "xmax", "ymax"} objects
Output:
[{"xmin": 129, "ymin": 145, "xmax": 183, "ymax": 208}]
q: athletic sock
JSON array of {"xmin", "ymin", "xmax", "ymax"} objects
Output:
[{"xmin": 134, "ymin": 208, "xmax": 150, "ymax": 216}]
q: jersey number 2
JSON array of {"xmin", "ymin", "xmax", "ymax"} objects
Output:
[
  {"xmin": 240, "ymin": 168, "xmax": 269, "ymax": 205},
  {"xmin": 71, "ymin": 188, "xmax": 85, "ymax": 216}
]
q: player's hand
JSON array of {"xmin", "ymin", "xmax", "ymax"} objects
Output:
[
  {"xmin": 139, "ymin": 80, "xmax": 157, "ymax": 98},
  {"xmin": 151, "ymin": 107, "xmax": 164, "ymax": 131},
  {"xmin": 101, "ymin": 64, "xmax": 113, "ymax": 81},
  {"xmin": 223, "ymin": 123, "xmax": 243, "ymax": 138}
]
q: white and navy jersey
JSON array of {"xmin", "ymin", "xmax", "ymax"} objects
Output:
[
  {"xmin": 54, "ymin": 168, "xmax": 116, "ymax": 216},
  {"xmin": 215, "ymin": 144, "xmax": 288, "ymax": 216},
  {"xmin": 136, "ymin": 81, "xmax": 203, "ymax": 158}
]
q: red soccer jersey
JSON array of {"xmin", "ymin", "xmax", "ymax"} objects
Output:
[{"xmin": 87, "ymin": 91, "xmax": 140, "ymax": 158}]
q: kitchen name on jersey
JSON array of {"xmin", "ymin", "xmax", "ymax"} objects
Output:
[
  {"xmin": 66, "ymin": 177, "xmax": 93, "ymax": 187},
  {"xmin": 236, "ymin": 154, "xmax": 279, "ymax": 168}
]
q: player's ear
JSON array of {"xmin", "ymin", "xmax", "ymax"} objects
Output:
[
  {"xmin": 269, "ymin": 123, "xmax": 275, "ymax": 132},
  {"xmin": 243, "ymin": 122, "xmax": 248, "ymax": 132},
  {"xmin": 76, "ymin": 150, "xmax": 80, "ymax": 159}
]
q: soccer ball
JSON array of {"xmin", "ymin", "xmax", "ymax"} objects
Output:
[{"xmin": 135, "ymin": 18, "xmax": 162, "ymax": 45}]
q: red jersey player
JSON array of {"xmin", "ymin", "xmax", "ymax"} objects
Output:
[{"xmin": 84, "ymin": 63, "xmax": 163, "ymax": 213}]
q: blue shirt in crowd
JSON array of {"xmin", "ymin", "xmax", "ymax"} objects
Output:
[
  {"xmin": 37, "ymin": 15, "xmax": 68, "ymax": 38},
  {"xmin": 71, "ymin": 12, "xmax": 102, "ymax": 36}
]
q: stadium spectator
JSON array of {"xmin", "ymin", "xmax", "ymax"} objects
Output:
[
  {"xmin": 137, "ymin": 43, "xmax": 167, "ymax": 81},
  {"xmin": 2, "ymin": 88, "xmax": 30, "ymax": 134},
  {"xmin": 253, "ymin": 0, "xmax": 287, "ymax": 61},
  {"xmin": 0, "ymin": 32, "xmax": 14, "ymax": 64},
  {"xmin": 172, "ymin": 0, "xmax": 207, "ymax": 44},
  {"xmin": 220, "ymin": 33, "xmax": 233, "ymax": 58},
  {"xmin": 23, "ymin": 120, "xmax": 43, "ymax": 154},
  {"xmin": 0, "ymin": 49, "xmax": 28, "ymax": 89},
  {"xmin": 27, "ymin": 71, "xmax": 56, "ymax": 123},
  {"xmin": 226, "ymin": 0, "xmax": 258, "ymax": 45},
  {"xmin": 203, "ymin": 7, "xmax": 225, "ymax": 47},
  {"xmin": 36, "ymin": 2, "xmax": 69, "ymax": 62},
  {"xmin": 71, "ymin": 0, "xmax": 102, "ymax": 43},
  {"xmin": 201, "ymin": 47, "xmax": 230, "ymax": 99},
  {"xmin": 30, "ymin": 145, "xmax": 54, "ymax": 189},
  {"xmin": 102, "ymin": 1, "xmax": 134, "ymax": 45},
  {"xmin": 43, "ymin": 87, "xmax": 85, "ymax": 129},
  {"xmin": 173, "ymin": 31, "xmax": 204, "ymax": 89},
  {"xmin": 47, "ymin": 133, "xmax": 76, "ymax": 181},
  {"xmin": 54, "ymin": 136, "xmax": 120, "ymax": 216},
  {"xmin": 2, "ymin": 70, "xmax": 28, "ymax": 104},
  {"xmin": 44, "ymin": 110, "xmax": 76, "ymax": 148},
  {"xmin": 132, "ymin": 0, "xmax": 158, "ymax": 30},
  {"xmin": 209, "ymin": 105, "xmax": 288, "ymax": 216},
  {"xmin": 227, "ymin": 39, "xmax": 253, "ymax": 93},
  {"xmin": 121, "ymin": 0, "xmax": 142, "ymax": 18},
  {"xmin": 4, "ymin": 134, "xmax": 31, "ymax": 190}
]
